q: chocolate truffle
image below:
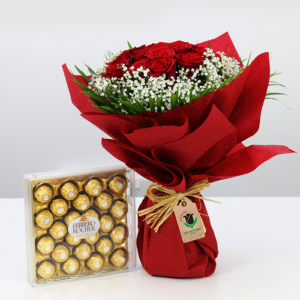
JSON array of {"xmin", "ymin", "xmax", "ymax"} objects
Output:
[
  {"xmin": 84, "ymin": 231, "xmax": 100, "ymax": 245},
  {"xmin": 95, "ymin": 236, "xmax": 114, "ymax": 256},
  {"xmin": 49, "ymin": 221, "xmax": 67, "ymax": 240},
  {"xmin": 36, "ymin": 235, "xmax": 55, "ymax": 255},
  {"xmin": 109, "ymin": 248, "xmax": 129, "ymax": 268},
  {"xmin": 94, "ymin": 191, "xmax": 113, "ymax": 211},
  {"xmin": 110, "ymin": 199, "xmax": 128, "ymax": 219},
  {"xmin": 59, "ymin": 181, "xmax": 79, "ymax": 200},
  {"xmin": 37, "ymin": 260, "xmax": 56, "ymax": 279},
  {"xmin": 64, "ymin": 210, "xmax": 80, "ymax": 226},
  {"xmin": 83, "ymin": 178, "xmax": 103, "ymax": 197},
  {"xmin": 51, "ymin": 244, "xmax": 70, "ymax": 263},
  {"xmin": 107, "ymin": 175, "xmax": 127, "ymax": 195},
  {"xmin": 34, "ymin": 183, "xmax": 53, "ymax": 205},
  {"xmin": 109, "ymin": 224, "xmax": 128, "ymax": 245},
  {"xmin": 50, "ymin": 197, "xmax": 68, "ymax": 217},
  {"xmin": 86, "ymin": 253, "xmax": 105, "ymax": 272},
  {"xmin": 85, "ymin": 208, "xmax": 100, "ymax": 220},
  {"xmin": 74, "ymin": 242, "xmax": 92, "ymax": 261},
  {"xmin": 35, "ymin": 209, "xmax": 54, "ymax": 230},
  {"xmin": 99, "ymin": 214, "xmax": 115, "ymax": 233},
  {"xmin": 62, "ymin": 256, "xmax": 80, "ymax": 275},
  {"xmin": 72, "ymin": 192, "xmax": 91, "ymax": 212},
  {"xmin": 65, "ymin": 234, "xmax": 81, "ymax": 246}
]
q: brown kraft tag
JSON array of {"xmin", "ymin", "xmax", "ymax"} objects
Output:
[{"xmin": 174, "ymin": 200, "xmax": 206, "ymax": 243}]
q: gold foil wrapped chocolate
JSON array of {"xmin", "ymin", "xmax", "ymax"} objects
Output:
[
  {"xmin": 49, "ymin": 221, "xmax": 67, "ymax": 240},
  {"xmin": 34, "ymin": 183, "xmax": 53, "ymax": 205},
  {"xmin": 110, "ymin": 199, "xmax": 128, "ymax": 219},
  {"xmin": 107, "ymin": 175, "xmax": 127, "ymax": 195},
  {"xmin": 109, "ymin": 248, "xmax": 129, "ymax": 268},
  {"xmin": 86, "ymin": 253, "xmax": 105, "ymax": 272},
  {"xmin": 37, "ymin": 260, "xmax": 56, "ymax": 279},
  {"xmin": 99, "ymin": 214, "xmax": 115, "ymax": 233},
  {"xmin": 85, "ymin": 208, "xmax": 100, "ymax": 219},
  {"xmin": 83, "ymin": 178, "xmax": 103, "ymax": 197},
  {"xmin": 62, "ymin": 256, "xmax": 80, "ymax": 275},
  {"xmin": 50, "ymin": 197, "xmax": 68, "ymax": 217},
  {"xmin": 36, "ymin": 235, "xmax": 55, "ymax": 255},
  {"xmin": 110, "ymin": 224, "xmax": 128, "ymax": 245},
  {"xmin": 74, "ymin": 242, "xmax": 92, "ymax": 261},
  {"xmin": 85, "ymin": 231, "xmax": 100, "ymax": 245},
  {"xmin": 51, "ymin": 244, "xmax": 70, "ymax": 263},
  {"xmin": 95, "ymin": 236, "xmax": 113, "ymax": 256},
  {"xmin": 95, "ymin": 191, "xmax": 113, "ymax": 210},
  {"xmin": 59, "ymin": 181, "xmax": 79, "ymax": 200},
  {"xmin": 65, "ymin": 233, "xmax": 81, "ymax": 246},
  {"xmin": 35, "ymin": 209, "xmax": 54, "ymax": 230},
  {"xmin": 72, "ymin": 192, "xmax": 92, "ymax": 212},
  {"xmin": 64, "ymin": 210, "xmax": 80, "ymax": 226}
]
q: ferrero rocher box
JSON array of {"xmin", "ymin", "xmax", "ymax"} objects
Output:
[{"xmin": 24, "ymin": 164, "xmax": 137, "ymax": 287}]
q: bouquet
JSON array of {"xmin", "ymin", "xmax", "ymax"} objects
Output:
[{"xmin": 63, "ymin": 32, "xmax": 294, "ymax": 278}]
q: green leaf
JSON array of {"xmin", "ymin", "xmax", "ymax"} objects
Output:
[
  {"xmin": 72, "ymin": 75, "xmax": 90, "ymax": 92},
  {"xmin": 269, "ymin": 81, "xmax": 286, "ymax": 88},
  {"xmin": 130, "ymin": 56, "xmax": 134, "ymax": 64},
  {"xmin": 127, "ymin": 41, "xmax": 133, "ymax": 49},
  {"xmin": 189, "ymin": 87, "xmax": 194, "ymax": 101},
  {"xmin": 133, "ymin": 98, "xmax": 147, "ymax": 112},
  {"xmin": 266, "ymin": 92, "xmax": 286, "ymax": 96},
  {"xmin": 122, "ymin": 101, "xmax": 140, "ymax": 115},
  {"xmin": 246, "ymin": 52, "xmax": 252, "ymax": 68},
  {"xmin": 92, "ymin": 105, "xmax": 111, "ymax": 114},
  {"xmin": 171, "ymin": 93, "xmax": 179, "ymax": 109},
  {"xmin": 270, "ymin": 71, "xmax": 282, "ymax": 78},
  {"xmin": 101, "ymin": 105, "xmax": 122, "ymax": 114},
  {"xmin": 149, "ymin": 96, "xmax": 156, "ymax": 112},
  {"xmin": 90, "ymin": 102, "xmax": 112, "ymax": 114},
  {"xmin": 85, "ymin": 64, "xmax": 96, "ymax": 75},
  {"xmin": 156, "ymin": 95, "xmax": 162, "ymax": 113}
]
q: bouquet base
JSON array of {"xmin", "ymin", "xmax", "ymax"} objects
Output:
[{"xmin": 137, "ymin": 195, "xmax": 218, "ymax": 278}]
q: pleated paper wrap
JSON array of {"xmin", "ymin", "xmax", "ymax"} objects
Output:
[{"xmin": 63, "ymin": 33, "xmax": 294, "ymax": 278}]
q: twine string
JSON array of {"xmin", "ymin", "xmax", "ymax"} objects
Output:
[{"xmin": 136, "ymin": 178, "xmax": 221, "ymax": 232}]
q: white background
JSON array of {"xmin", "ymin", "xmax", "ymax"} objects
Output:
[{"xmin": 0, "ymin": 0, "xmax": 299, "ymax": 198}]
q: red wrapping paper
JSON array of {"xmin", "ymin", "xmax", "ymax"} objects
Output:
[{"xmin": 63, "ymin": 32, "xmax": 294, "ymax": 278}]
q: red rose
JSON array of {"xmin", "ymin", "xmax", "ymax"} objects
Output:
[
  {"xmin": 129, "ymin": 58, "xmax": 149, "ymax": 72},
  {"xmin": 104, "ymin": 65, "xmax": 124, "ymax": 79},
  {"xmin": 131, "ymin": 45, "xmax": 148, "ymax": 62},
  {"xmin": 103, "ymin": 50, "xmax": 131, "ymax": 78},
  {"xmin": 192, "ymin": 46, "xmax": 206, "ymax": 55},
  {"xmin": 170, "ymin": 41, "xmax": 192, "ymax": 53},
  {"xmin": 107, "ymin": 49, "xmax": 131, "ymax": 68},
  {"xmin": 177, "ymin": 52, "xmax": 204, "ymax": 69},
  {"xmin": 145, "ymin": 44, "xmax": 175, "ymax": 59},
  {"xmin": 147, "ymin": 57, "xmax": 176, "ymax": 77}
]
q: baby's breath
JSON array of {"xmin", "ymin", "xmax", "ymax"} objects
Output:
[{"xmin": 89, "ymin": 48, "xmax": 241, "ymax": 111}]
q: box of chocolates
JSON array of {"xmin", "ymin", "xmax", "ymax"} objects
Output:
[{"xmin": 24, "ymin": 164, "xmax": 136, "ymax": 287}]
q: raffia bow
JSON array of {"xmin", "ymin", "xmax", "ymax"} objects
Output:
[{"xmin": 137, "ymin": 178, "xmax": 221, "ymax": 232}]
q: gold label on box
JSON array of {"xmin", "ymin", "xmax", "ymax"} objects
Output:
[
  {"xmin": 68, "ymin": 215, "xmax": 100, "ymax": 238},
  {"xmin": 174, "ymin": 201, "xmax": 206, "ymax": 243}
]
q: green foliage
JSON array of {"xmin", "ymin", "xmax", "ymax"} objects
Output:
[{"xmin": 127, "ymin": 41, "xmax": 133, "ymax": 49}]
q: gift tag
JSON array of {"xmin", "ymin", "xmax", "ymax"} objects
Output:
[{"xmin": 174, "ymin": 200, "xmax": 206, "ymax": 243}]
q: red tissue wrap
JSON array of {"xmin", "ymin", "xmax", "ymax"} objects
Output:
[{"xmin": 63, "ymin": 33, "xmax": 294, "ymax": 278}]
